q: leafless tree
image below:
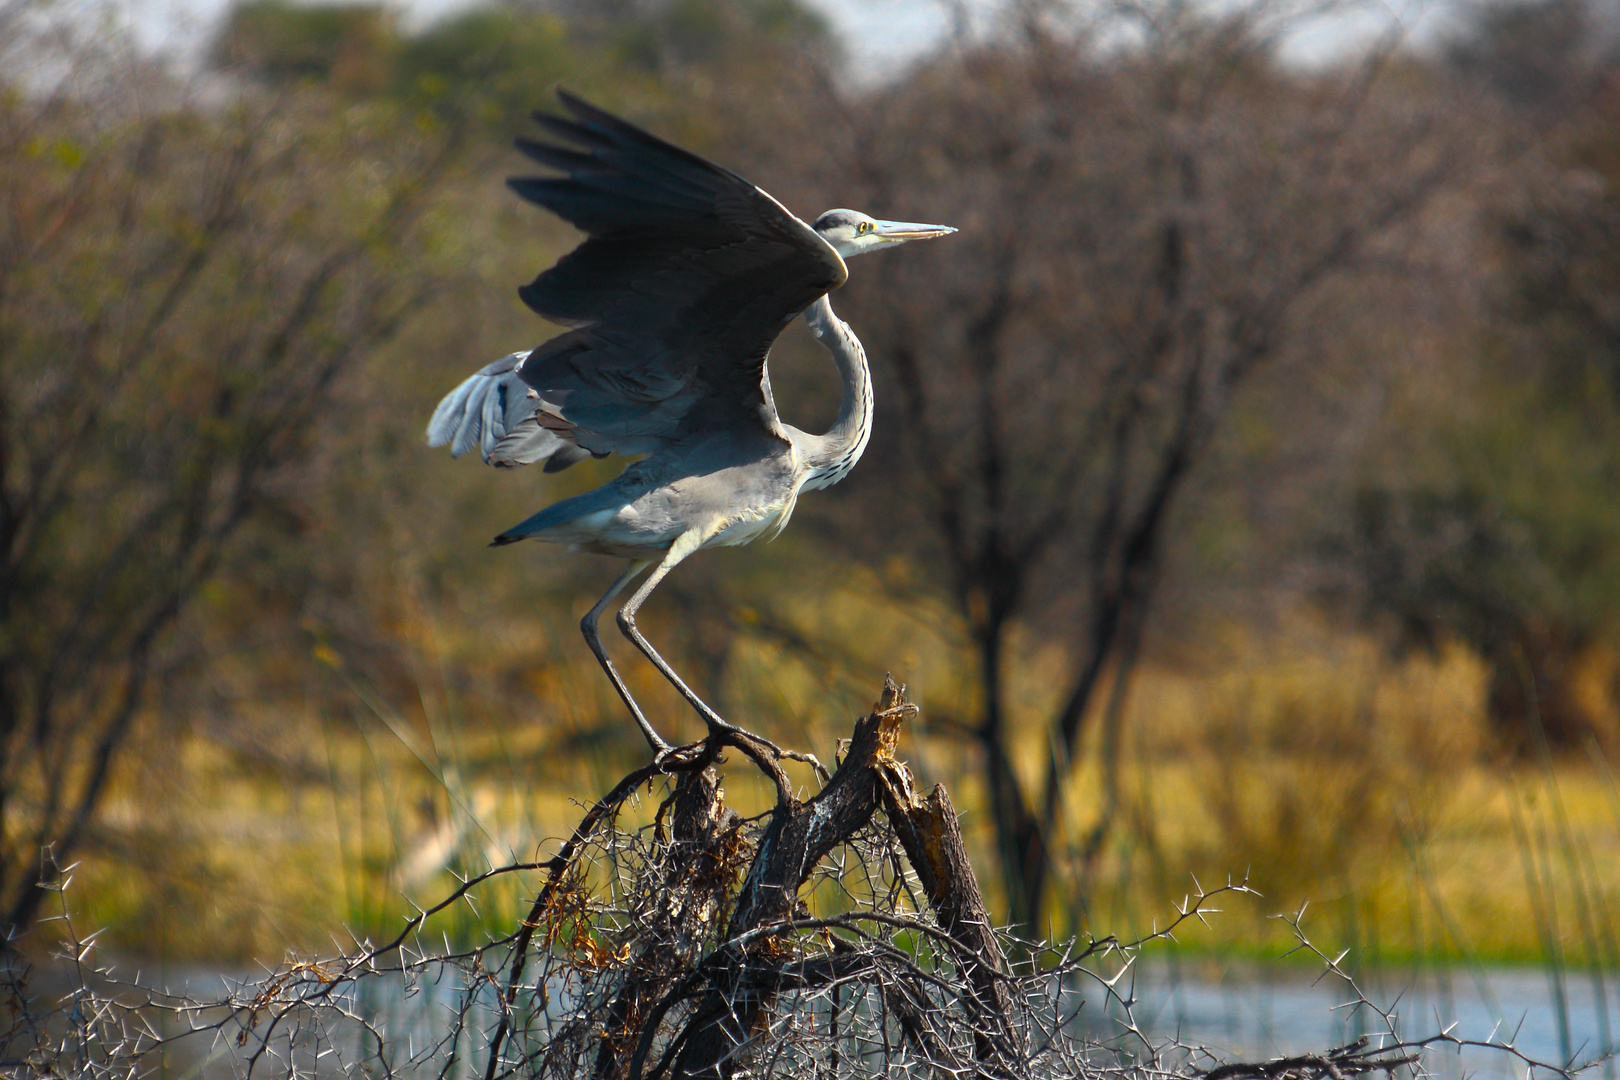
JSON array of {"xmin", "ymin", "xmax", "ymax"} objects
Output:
[
  {"xmin": 750, "ymin": 7, "xmax": 1474, "ymax": 936},
  {"xmin": 0, "ymin": 24, "xmax": 464, "ymax": 935}
]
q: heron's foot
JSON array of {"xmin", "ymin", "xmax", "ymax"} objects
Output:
[
  {"xmin": 651, "ymin": 739, "xmax": 706, "ymax": 772},
  {"xmin": 632, "ymin": 716, "xmax": 674, "ymax": 760},
  {"xmin": 644, "ymin": 736, "xmax": 675, "ymax": 762},
  {"xmin": 703, "ymin": 717, "xmax": 830, "ymax": 783}
]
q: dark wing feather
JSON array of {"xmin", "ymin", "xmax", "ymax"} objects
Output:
[{"xmin": 507, "ymin": 90, "xmax": 847, "ymax": 457}]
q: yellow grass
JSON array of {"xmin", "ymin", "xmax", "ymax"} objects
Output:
[{"xmin": 59, "ymin": 573, "xmax": 1620, "ymax": 971}]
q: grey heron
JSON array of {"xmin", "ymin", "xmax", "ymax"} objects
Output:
[{"xmin": 427, "ymin": 91, "xmax": 954, "ymax": 760}]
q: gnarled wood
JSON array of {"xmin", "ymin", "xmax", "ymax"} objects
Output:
[
  {"xmin": 667, "ymin": 678, "xmax": 920, "ymax": 1080},
  {"xmin": 880, "ymin": 768, "xmax": 1019, "ymax": 1069}
]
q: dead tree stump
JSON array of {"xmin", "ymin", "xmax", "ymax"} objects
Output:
[{"xmin": 492, "ymin": 677, "xmax": 1022, "ymax": 1080}]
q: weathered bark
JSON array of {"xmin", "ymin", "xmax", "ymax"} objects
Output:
[
  {"xmin": 593, "ymin": 766, "xmax": 736, "ymax": 1080},
  {"xmin": 668, "ymin": 679, "xmax": 913, "ymax": 1080},
  {"xmin": 880, "ymin": 769, "xmax": 1019, "ymax": 1068},
  {"xmin": 480, "ymin": 679, "xmax": 1019, "ymax": 1080},
  {"xmin": 661, "ymin": 677, "xmax": 1020, "ymax": 1080}
]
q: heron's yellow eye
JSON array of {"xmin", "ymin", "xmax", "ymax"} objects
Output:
[{"xmin": 858, "ymin": 221, "xmax": 871, "ymax": 234}]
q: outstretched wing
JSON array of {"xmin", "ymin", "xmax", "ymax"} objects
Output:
[{"xmin": 505, "ymin": 90, "xmax": 847, "ymax": 457}]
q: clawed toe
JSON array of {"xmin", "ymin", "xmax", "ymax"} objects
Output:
[{"xmin": 652, "ymin": 736, "xmax": 713, "ymax": 770}]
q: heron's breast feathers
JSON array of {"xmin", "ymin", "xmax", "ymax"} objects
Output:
[{"xmin": 705, "ymin": 493, "xmax": 799, "ymax": 549}]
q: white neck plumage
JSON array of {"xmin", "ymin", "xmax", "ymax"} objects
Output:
[{"xmin": 799, "ymin": 294, "xmax": 873, "ymax": 492}]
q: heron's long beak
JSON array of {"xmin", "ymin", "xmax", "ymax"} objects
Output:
[{"xmin": 873, "ymin": 219, "xmax": 957, "ymax": 243}]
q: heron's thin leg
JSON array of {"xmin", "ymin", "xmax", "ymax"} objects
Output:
[
  {"xmin": 581, "ymin": 559, "xmax": 670, "ymax": 755},
  {"xmin": 614, "ymin": 555, "xmax": 735, "ymax": 735},
  {"xmin": 617, "ymin": 549, "xmax": 828, "ymax": 778}
]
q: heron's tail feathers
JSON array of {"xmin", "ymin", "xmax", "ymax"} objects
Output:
[{"xmin": 491, "ymin": 488, "xmax": 623, "ymax": 547}]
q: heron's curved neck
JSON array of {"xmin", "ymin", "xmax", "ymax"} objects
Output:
[{"xmin": 800, "ymin": 294, "xmax": 873, "ymax": 492}]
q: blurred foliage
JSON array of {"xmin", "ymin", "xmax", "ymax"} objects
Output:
[
  {"xmin": 0, "ymin": 49, "xmax": 469, "ymax": 933},
  {"xmin": 214, "ymin": 0, "xmax": 835, "ymax": 123},
  {"xmin": 392, "ymin": 7, "xmax": 579, "ymax": 107},
  {"xmin": 1445, "ymin": 0, "xmax": 1614, "ymax": 117},
  {"xmin": 1333, "ymin": 21, "xmax": 1620, "ymax": 754},
  {"xmin": 212, "ymin": 0, "xmax": 399, "ymax": 91},
  {"xmin": 755, "ymin": 10, "xmax": 1467, "ymax": 939},
  {"xmin": 4, "ymin": 0, "xmax": 1620, "ymax": 978}
]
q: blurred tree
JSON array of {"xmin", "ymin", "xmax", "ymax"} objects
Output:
[
  {"xmin": 213, "ymin": 0, "xmax": 399, "ymax": 93},
  {"xmin": 1445, "ymin": 0, "xmax": 1614, "ymax": 117},
  {"xmin": 761, "ymin": 14, "xmax": 1465, "ymax": 937},
  {"xmin": 0, "ymin": 48, "xmax": 462, "ymax": 935},
  {"xmin": 1332, "ymin": 52, "xmax": 1620, "ymax": 755},
  {"xmin": 392, "ymin": 7, "xmax": 578, "ymax": 111},
  {"xmin": 595, "ymin": 0, "xmax": 835, "ymax": 72},
  {"xmin": 1333, "ymin": 464, "xmax": 1620, "ymax": 754},
  {"xmin": 212, "ymin": 0, "xmax": 836, "ymax": 121}
]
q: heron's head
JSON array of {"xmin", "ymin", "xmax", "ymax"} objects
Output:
[{"xmin": 812, "ymin": 209, "xmax": 956, "ymax": 259}]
